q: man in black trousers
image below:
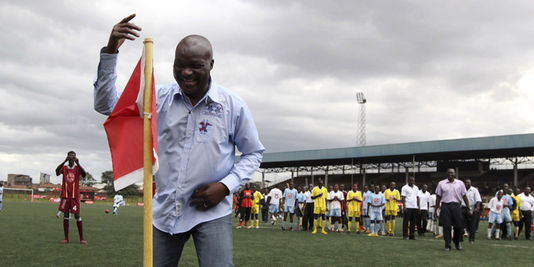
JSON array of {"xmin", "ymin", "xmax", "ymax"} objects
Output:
[
  {"xmin": 302, "ymin": 184, "xmax": 315, "ymax": 231},
  {"xmin": 463, "ymin": 179, "xmax": 482, "ymax": 243},
  {"xmin": 436, "ymin": 169, "xmax": 471, "ymax": 251},
  {"xmin": 401, "ymin": 177, "xmax": 419, "ymax": 240}
]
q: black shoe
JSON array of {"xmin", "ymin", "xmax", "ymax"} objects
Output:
[
  {"xmin": 455, "ymin": 244, "xmax": 462, "ymax": 251},
  {"xmin": 409, "ymin": 237, "xmax": 416, "ymax": 240},
  {"xmin": 403, "ymin": 237, "xmax": 408, "ymax": 240}
]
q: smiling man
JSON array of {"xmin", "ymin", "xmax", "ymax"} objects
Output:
[{"xmin": 94, "ymin": 14, "xmax": 264, "ymax": 267}]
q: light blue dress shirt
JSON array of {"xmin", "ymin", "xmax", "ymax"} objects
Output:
[{"xmin": 94, "ymin": 51, "xmax": 264, "ymax": 234}]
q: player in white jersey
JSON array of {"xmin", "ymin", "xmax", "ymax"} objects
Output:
[
  {"xmin": 0, "ymin": 182, "xmax": 4, "ymax": 211},
  {"xmin": 113, "ymin": 194, "xmax": 125, "ymax": 215},
  {"xmin": 427, "ymin": 192, "xmax": 437, "ymax": 234},
  {"xmin": 267, "ymin": 186, "xmax": 283, "ymax": 225},
  {"xmin": 487, "ymin": 190, "xmax": 505, "ymax": 239}
]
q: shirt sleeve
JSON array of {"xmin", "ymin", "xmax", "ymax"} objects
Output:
[
  {"xmin": 93, "ymin": 49, "xmax": 121, "ymax": 115},
  {"xmin": 401, "ymin": 187, "xmax": 406, "ymax": 197},
  {"xmin": 435, "ymin": 182, "xmax": 442, "ymax": 197},
  {"xmin": 220, "ymin": 100, "xmax": 264, "ymax": 194}
]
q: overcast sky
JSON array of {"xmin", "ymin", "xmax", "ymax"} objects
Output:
[{"xmin": 2, "ymin": 0, "xmax": 534, "ymax": 184}]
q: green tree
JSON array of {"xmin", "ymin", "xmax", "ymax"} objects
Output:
[
  {"xmin": 101, "ymin": 170, "xmax": 141, "ymax": 196},
  {"xmin": 80, "ymin": 172, "xmax": 97, "ymax": 186}
]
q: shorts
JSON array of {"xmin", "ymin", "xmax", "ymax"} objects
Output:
[
  {"xmin": 369, "ymin": 208, "xmax": 383, "ymax": 221},
  {"xmin": 284, "ymin": 205, "xmax": 295, "ymax": 214},
  {"xmin": 385, "ymin": 209, "xmax": 398, "ymax": 216},
  {"xmin": 314, "ymin": 205, "xmax": 326, "ymax": 215},
  {"xmin": 269, "ymin": 204, "xmax": 279, "ymax": 214},
  {"xmin": 330, "ymin": 208, "xmax": 341, "ymax": 217},
  {"xmin": 502, "ymin": 208, "xmax": 512, "ymax": 222},
  {"xmin": 348, "ymin": 209, "xmax": 361, "ymax": 218},
  {"xmin": 512, "ymin": 211, "xmax": 520, "ymax": 222},
  {"xmin": 251, "ymin": 205, "xmax": 259, "ymax": 214},
  {"xmin": 59, "ymin": 198, "xmax": 80, "ymax": 214},
  {"xmin": 488, "ymin": 211, "xmax": 503, "ymax": 224}
]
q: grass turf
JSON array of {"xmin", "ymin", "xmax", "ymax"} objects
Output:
[{"xmin": 0, "ymin": 200, "xmax": 532, "ymax": 266}]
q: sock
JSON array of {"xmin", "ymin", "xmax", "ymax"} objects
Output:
[
  {"xmin": 313, "ymin": 220, "xmax": 318, "ymax": 232},
  {"xmin": 113, "ymin": 207, "xmax": 117, "ymax": 213},
  {"xmin": 506, "ymin": 223, "xmax": 511, "ymax": 237},
  {"xmin": 256, "ymin": 220, "xmax": 259, "ymax": 227},
  {"xmin": 57, "ymin": 211, "xmax": 62, "ymax": 217},
  {"xmin": 496, "ymin": 229, "xmax": 500, "ymax": 239},
  {"xmin": 290, "ymin": 222, "xmax": 293, "ymax": 229},
  {"xmin": 244, "ymin": 220, "xmax": 248, "ymax": 226},
  {"xmin": 239, "ymin": 221, "xmax": 243, "ymax": 226},
  {"xmin": 356, "ymin": 221, "xmax": 360, "ymax": 231},
  {"xmin": 76, "ymin": 219, "xmax": 84, "ymax": 241},
  {"xmin": 348, "ymin": 221, "xmax": 352, "ymax": 232},
  {"xmin": 488, "ymin": 228, "xmax": 492, "ymax": 238},
  {"xmin": 282, "ymin": 221, "xmax": 286, "ymax": 228},
  {"xmin": 63, "ymin": 219, "xmax": 69, "ymax": 241},
  {"xmin": 439, "ymin": 226, "xmax": 443, "ymax": 235},
  {"xmin": 321, "ymin": 219, "xmax": 326, "ymax": 232},
  {"xmin": 371, "ymin": 223, "xmax": 375, "ymax": 234},
  {"xmin": 392, "ymin": 220, "xmax": 396, "ymax": 234},
  {"xmin": 515, "ymin": 226, "xmax": 519, "ymax": 237}
]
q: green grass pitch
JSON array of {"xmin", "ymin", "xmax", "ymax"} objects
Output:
[{"xmin": 0, "ymin": 200, "xmax": 533, "ymax": 266}]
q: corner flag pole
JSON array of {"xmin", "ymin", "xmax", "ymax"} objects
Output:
[{"xmin": 143, "ymin": 37, "xmax": 154, "ymax": 267}]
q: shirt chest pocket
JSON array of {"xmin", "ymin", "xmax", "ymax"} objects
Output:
[{"xmin": 195, "ymin": 113, "xmax": 226, "ymax": 144}]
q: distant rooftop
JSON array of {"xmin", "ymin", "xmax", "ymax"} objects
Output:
[{"xmin": 259, "ymin": 133, "xmax": 534, "ymax": 168}]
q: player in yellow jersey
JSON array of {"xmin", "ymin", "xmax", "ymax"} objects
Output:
[
  {"xmin": 251, "ymin": 185, "xmax": 263, "ymax": 229},
  {"xmin": 311, "ymin": 179, "xmax": 329, "ymax": 235},
  {"xmin": 511, "ymin": 187, "xmax": 522, "ymax": 239},
  {"xmin": 384, "ymin": 182, "xmax": 401, "ymax": 236},
  {"xmin": 347, "ymin": 184, "xmax": 362, "ymax": 233}
]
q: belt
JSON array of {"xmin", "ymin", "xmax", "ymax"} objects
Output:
[{"xmin": 442, "ymin": 202, "xmax": 460, "ymax": 205}]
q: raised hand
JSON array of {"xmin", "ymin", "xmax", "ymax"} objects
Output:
[{"xmin": 105, "ymin": 14, "xmax": 142, "ymax": 54}]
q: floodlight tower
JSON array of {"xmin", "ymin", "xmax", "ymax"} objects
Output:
[{"xmin": 356, "ymin": 92, "xmax": 367, "ymax": 147}]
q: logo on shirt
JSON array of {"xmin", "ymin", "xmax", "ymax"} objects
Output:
[
  {"xmin": 203, "ymin": 102, "xmax": 223, "ymax": 117},
  {"xmin": 66, "ymin": 172, "xmax": 75, "ymax": 183},
  {"xmin": 199, "ymin": 120, "xmax": 211, "ymax": 134},
  {"xmin": 374, "ymin": 198, "xmax": 379, "ymax": 204}
]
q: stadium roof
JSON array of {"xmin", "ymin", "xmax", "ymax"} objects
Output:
[{"xmin": 259, "ymin": 133, "xmax": 534, "ymax": 168}]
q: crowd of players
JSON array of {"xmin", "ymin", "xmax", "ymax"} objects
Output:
[{"xmin": 233, "ymin": 177, "xmax": 534, "ymax": 241}]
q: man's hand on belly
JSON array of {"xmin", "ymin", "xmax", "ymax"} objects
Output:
[{"xmin": 190, "ymin": 182, "xmax": 230, "ymax": 211}]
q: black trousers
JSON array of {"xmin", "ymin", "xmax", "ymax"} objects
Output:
[
  {"xmin": 463, "ymin": 207, "xmax": 480, "ymax": 242},
  {"xmin": 418, "ymin": 210, "xmax": 428, "ymax": 235},
  {"xmin": 239, "ymin": 207, "xmax": 251, "ymax": 222},
  {"xmin": 518, "ymin": 210, "xmax": 532, "ymax": 239},
  {"xmin": 261, "ymin": 206, "xmax": 269, "ymax": 222},
  {"xmin": 440, "ymin": 202, "xmax": 464, "ymax": 248},
  {"xmin": 302, "ymin": 202, "xmax": 314, "ymax": 231},
  {"xmin": 403, "ymin": 208, "xmax": 418, "ymax": 239}
]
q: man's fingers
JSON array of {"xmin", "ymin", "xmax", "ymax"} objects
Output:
[{"xmin": 119, "ymin": 13, "xmax": 136, "ymax": 23}]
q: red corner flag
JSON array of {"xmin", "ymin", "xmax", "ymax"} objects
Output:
[{"xmin": 103, "ymin": 49, "xmax": 158, "ymax": 191}]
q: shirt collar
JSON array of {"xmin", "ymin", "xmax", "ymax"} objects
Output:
[{"xmin": 173, "ymin": 79, "xmax": 224, "ymax": 105}]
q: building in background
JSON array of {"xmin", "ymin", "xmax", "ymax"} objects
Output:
[{"xmin": 7, "ymin": 174, "xmax": 32, "ymax": 186}]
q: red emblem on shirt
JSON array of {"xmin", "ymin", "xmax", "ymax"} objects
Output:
[{"xmin": 199, "ymin": 120, "xmax": 211, "ymax": 133}]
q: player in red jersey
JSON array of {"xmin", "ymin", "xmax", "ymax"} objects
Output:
[
  {"xmin": 55, "ymin": 151, "xmax": 87, "ymax": 244},
  {"xmin": 237, "ymin": 183, "xmax": 254, "ymax": 229}
]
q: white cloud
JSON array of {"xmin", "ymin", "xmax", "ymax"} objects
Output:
[{"xmin": 1, "ymin": 0, "xmax": 534, "ymax": 183}]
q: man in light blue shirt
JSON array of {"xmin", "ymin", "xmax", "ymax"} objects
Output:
[
  {"xmin": 501, "ymin": 189, "xmax": 514, "ymax": 240},
  {"xmin": 362, "ymin": 184, "xmax": 373, "ymax": 232},
  {"xmin": 94, "ymin": 14, "xmax": 264, "ymax": 267},
  {"xmin": 282, "ymin": 181, "xmax": 299, "ymax": 231},
  {"xmin": 368, "ymin": 185, "xmax": 386, "ymax": 237}
]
